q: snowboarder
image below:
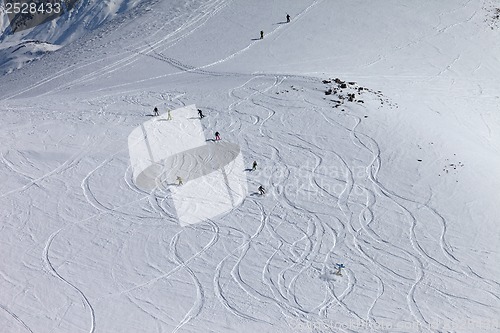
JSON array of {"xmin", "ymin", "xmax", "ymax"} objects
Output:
[
  {"xmin": 258, "ymin": 185, "xmax": 265, "ymax": 195},
  {"xmin": 252, "ymin": 160, "xmax": 257, "ymax": 171},
  {"xmin": 260, "ymin": 30, "xmax": 264, "ymax": 39},
  {"xmin": 334, "ymin": 263, "xmax": 345, "ymax": 276},
  {"xmin": 198, "ymin": 109, "xmax": 205, "ymax": 119},
  {"xmin": 176, "ymin": 176, "xmax": 183, "ymax": 186},
  {"xmin": 167, "ymin": 110, "xmax": 172, "ymax": 120},
  {"xmin": 215, "ymin": 131, "xmax": 221, "ymax": 141},
  {"xmin": 286, "ymin": 14, "xmax": 290, "ymax": 23},
  {"xmin": 153, "ymin": 107, "xmax": 159, "ymax": 116}
]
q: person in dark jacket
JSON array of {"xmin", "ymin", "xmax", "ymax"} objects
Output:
[
  {"xmin": 252, "ymin": 161, "xmax": 257, "ymax": 171},
  {"xmin": 153, "ymin": 107, "xmax": 159, "ymax": 116},
  {"xmin": 215, "ymin": 131, "xmax": 221, "ymax": 141},
  {"xmin": 258, "ymin": 185, "xmax": 265, "ymax": 195}
]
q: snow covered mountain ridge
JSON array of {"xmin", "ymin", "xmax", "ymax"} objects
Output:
[{"xmin": 0, "ymin": 0, "xmax": 145, "ymax": 74}]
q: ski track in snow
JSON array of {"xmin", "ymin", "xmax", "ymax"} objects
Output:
[
  {"xmin": 169, "ymin": 231, "xmax": 205, "ymax": 333},
  {"xmin": 303, "ymin": 89, "xmax": 499, "ymax": 331},
  {"xmin": 43, "ymin": 230, "xmax": 96, "ymax": 333},
  {"xmin": 2, "ymin": 71, "xmax": 497, "ymax": 332},
  {"xmin": 340, "ymin": 114, "xmax": 432, "ymax": 328},
  {"xmin": 222, "ymin": 74, "xmax": 453, "ymax": 330},
  {"xmin": 0, "ymin": 143, "xmax": 89, "ymax": 199},
  {"xmin": 217, "ymin": 77, "xmax": 365, "ymax": 327},
  {"xmin": 356, "ymin": 121, "xmax": 500, "ymax": 299},
  {"xmin": 213, "ymin": 204, "xmax": 275, "ymax": 324},
  {"xmin": 0, "ymin": 303, "xmax": 34, "ymax": 333}
]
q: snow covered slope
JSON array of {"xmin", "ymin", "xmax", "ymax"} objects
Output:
[{"xmin": 0, "ymin": 0, "xmax": 499, "ymax": 332}]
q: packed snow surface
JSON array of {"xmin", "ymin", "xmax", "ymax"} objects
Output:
[{"xmin": 0, "ymin": 0, "xmax": 499, "ymax": 332}]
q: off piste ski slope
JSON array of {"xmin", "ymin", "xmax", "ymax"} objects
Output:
[{"xmin": 1, "ymin": 0, "xmax": 499, "ymax": 332}]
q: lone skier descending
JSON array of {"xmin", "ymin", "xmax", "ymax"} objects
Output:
[
  {"xmin": 167, "ymin": 110, "xmax": 172, "ymax": 120},
  {"xmin": 215, "ymin": 131, "xmax": 221, "ymax": 141},
  {"xmin": 260, "ymin": 30, "xmax": 264, "ymax": 39},
  {"xmin": 176, "ymin": 176, "xmax": 183, "ymax": 186},
  {"xmin": 198, "ymin": 109, "xmax": 205, "ymax": 119},
  {"xmin": 153, "ymin": 107, "xmax": 159, "ymax": 116},
  {"xmin": 252, "ymin": 160, "xmax": 257, "ymax": 171},
  {"xmin": 286, "ymin": 14, "xmax": 290, "ymax": 23},
  {"xmin": 258, "ymin": 185, "xmax": 265, "ymax": 195},
  {"xmin": 334, "ymin": 263, "xmax": 345, "ymax": 276}
]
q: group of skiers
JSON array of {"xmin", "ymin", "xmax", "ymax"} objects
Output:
[
  {"xmin": 153, "ymin": 108, "xmax": 266, "ymax": 195},
  {"xmin": 260, "ymin": 14, "xmax": 291, "ymax": 39},
  {"xmin": 153, "ymin": 106, "xmax": 205, "ymax": 120},
  {"xmin": 252, "ymin": 161, "xmax": 265, "ymax": 195},
  {"xmin": 153, "ymin": 107, "xmax": 172, "ymax": 120}
]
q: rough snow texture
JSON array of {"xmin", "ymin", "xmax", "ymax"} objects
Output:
[{"xmin": 0, "ymin": 0, "xmax": 499, "ymax": 333}]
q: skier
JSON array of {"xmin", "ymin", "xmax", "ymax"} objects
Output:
[
  {"xmin": 198, "ymin": 109, "xmax": 205, "ymax": 119},
  {"xmin": 153, "ymin": 107, "xmax": 159, "ymax": 116},
  {"xmin": 260, "ymin": 30, "xmax": 264, "ymax": 39},
  {"xmin": 286, "ymin": 14, "xmax": 290, "ymax": 23},
  {"xmin": 258, "ymin": 185, "xmax": 265, "ymax": 195},
  {"xmin": 215, "ymin": 131, "xmax": 221, "ymax": 141},
  {"xmin": 334, "ymin": 263, "xmax": 345, "ymax": 276},
  {"xmin": 167, "ymin": 110, "xmax": 172, "ymax": 120},
  {"xmin": 252, "ymin": 160, "xmax": 257, "ymax": 171},
  {"xmin": 176, "ymin": 176, "xmax": 183, "ymax": 186}
]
